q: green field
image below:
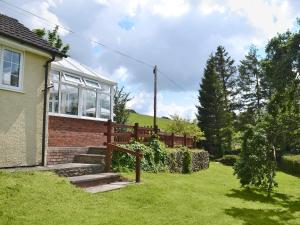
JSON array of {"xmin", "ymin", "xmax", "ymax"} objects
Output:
[
  {"xmin": 1, "ymin": 163, "xmax": 299, "ymax": 225},
  {"xmin": 127, "ymin": 113, "xmax": 173, "ymax": 131}
]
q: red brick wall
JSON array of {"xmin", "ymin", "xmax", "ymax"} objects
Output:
[
  {"xmin": 48, "ymin": 115, "xmax": 107, "ymax": 147},
  {"xmin": 47, "ymin": 147, "xmax": 88, "ymax": 165}
]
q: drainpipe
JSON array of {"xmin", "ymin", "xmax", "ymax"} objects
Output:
[{"xmin": 42, "ymin": 55, "xmax": 56, "ymax": 166}]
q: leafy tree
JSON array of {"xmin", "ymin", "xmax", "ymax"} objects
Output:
[
  {"xmin": 33, "ymin": 25, "xmax": 70, "ymax": 55},
  {"xmin": 234, "ymin": 120, "xmax": 277, "ymax": 196},
  {"xmin": 165, "ymin": 114, "xmax": 204, "ymax": 141},
  {"xmin": 113, "ymin": 86, "xmax": 132, "ymax": 124},
  {"xmin": 196, "ymin": 55, "xmax": 227, "ymax": 157}
]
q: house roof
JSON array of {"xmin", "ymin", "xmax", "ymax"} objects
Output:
[
  {"xmin": 0, "ymin": 14, "xmax": 65, "ymax": 57},
  {"xmin": 51, "ymin": 57, "xmax": 116, "ymax": 85}
]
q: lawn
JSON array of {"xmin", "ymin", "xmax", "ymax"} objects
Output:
[
  {"xmin": 0, "ymin": 163, "xmax": 299, "ymax": 225},
  {"xmin": 127, "ymin": 113, "xmax": 173, "ymax": 131}
]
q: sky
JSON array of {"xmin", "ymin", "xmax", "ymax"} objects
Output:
[{"xmin": 1, "ymin": 0, "xmax": 300, "ymax": 119}]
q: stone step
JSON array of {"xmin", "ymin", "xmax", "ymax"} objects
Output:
[
  {"xmin": 84, "ymin": 181, "xmax": 131, "ymax": 193},
  {"xmin": 87, "ymin": 146, "xmax": 107, "ymax": 155},
  {"xmin": 74, "ymin": 154, "xmax": 106, "ymax": 164},
  {"xmin": 69, "ymin": 173, "xmax": 122, "ymax": 188},
  {"xmin": 46, "ymin": 163, "xmax": 105, "ymax": 177}
]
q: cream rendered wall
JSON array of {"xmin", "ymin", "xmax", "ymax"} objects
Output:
[{"xmin": 0, "ymin": 51, "xmax": 49, "ymax": 167}]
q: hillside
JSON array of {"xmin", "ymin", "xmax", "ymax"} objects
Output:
[{"xmin": 127, "ymin": 113, "xmax": 172, "ymax": 131}]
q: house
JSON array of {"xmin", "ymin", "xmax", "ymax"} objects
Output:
[{"xmin": 0, "ymin": 14, "xmax": 116, "ymax": 168}]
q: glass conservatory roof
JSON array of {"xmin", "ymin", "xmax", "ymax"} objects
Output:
[{"xmin": 51, "ymin": 57, "xmax": 116, "ymax": 85}]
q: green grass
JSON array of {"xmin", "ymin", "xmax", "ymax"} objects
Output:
[
  {"xmin": 128, "ymin": 113, "xmax": 173, "ymax": 131},
  {"xmin": 0, "ymin": 163, "xmax": 299, "ymax": 225}
]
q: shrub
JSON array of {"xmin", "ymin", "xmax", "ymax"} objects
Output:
[
  {"xmin": 217, "ymin": 155, "xmax": 240, "ymax": 166},
  {"xmin": 112, "ymin": 139, "xmax": 168, "ymax": 172},
  {"xmin": 182, "ymin": 148, "xmax": 192, "ymax": 174},
  {"xmin": 279, "ymin": 155, "xmax": 300, "ymax": 176}
]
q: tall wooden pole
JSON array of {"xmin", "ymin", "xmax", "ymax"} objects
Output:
[{"xmin": 153, "ymin": 65, "xmax": 158, "ymax": 134}]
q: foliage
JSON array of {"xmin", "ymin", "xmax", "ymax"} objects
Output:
[
  {"xmin": 165, "ymin": 114, "xmax": 204, "ymax": 141},
  {"xmin": 181, "ymin": 147, "xmax": 192, "ymax": 174},
  {"xmin": 112, "ymin": 139, "xmax": 167, "ymax": 172},
  {"xmin": 279, "ymin": 154, "xmax": 300, "ymax": 176},
  {"xmin": 33, "ymin": 25, "xmax": 70, "ymax": 54},
  {"xmin": 237, "ymin": 46, "xmax": 267, "ymax": 115},
  {"xmin": 113, "ymin": 86, "xmax": 132, "ymax": 124},
  {"xmin": 234, "ymin": 122, "xmax": 277, "ymax": 196},
  {"xmin": 217, "ymin": 154, "xmax": 240, "ymax": 166},
  {"xmin": 196, "ymin": 55, "xmax": 227, "ymax": 158}
]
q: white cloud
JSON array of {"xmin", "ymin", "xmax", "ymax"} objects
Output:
[{"xmin": 151, "ymin": 0, "xmax": 191, "ymax": 18}]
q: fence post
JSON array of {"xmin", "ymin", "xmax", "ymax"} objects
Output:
[
  {"xmin": 107, "ymin": 119, "xmax": 112, "ymax": 145},
  {"xmin": 134, "ymin": 123, "xmax": 139, "ymax": 140},
  {"xmin": 105, "ymin": 144, "xmax": 112, "ymax": 172},
  {"xmin": 193, "ymin": 136, "xmax": 197, "ymax": 148},
  {"xmin": 171, "ymin": 133, "xmax": 175, "ymax": 148},
  {"xmin": 135, "ymin": 149, "xmax": 141, "ymax": 183},
  {"xmin": 184, "ymin": 134, "xmax": 187, "ymax": 147}
]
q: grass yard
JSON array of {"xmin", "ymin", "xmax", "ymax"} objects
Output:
[
  {"xmin": 127, "ymin": 113, "xmax": 173, "ymax": 131},
  {"xmin": 0, "ymin": 163, "xmax": 299, "ymax": 225}
]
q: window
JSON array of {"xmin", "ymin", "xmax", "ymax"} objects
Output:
[
  {"xmin": 99, "ymin": 94, "xmax": 111, "ymax": 119},
  {"xmin": 60, "ymin": 84, "xmax": 79, "ymax": 115},
  {"xmin": 49, "ymin": 69, "xmax": 114, "ymax": 120},
  {"xmin": 0, "ymin": 48, "xmax": 22, "ymax": 90},
  {"xmin": 82, "ymin": 89, "xmax": 96, "ymax": 117}
]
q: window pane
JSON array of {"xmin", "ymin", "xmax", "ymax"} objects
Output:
[
  {"xmin": 99, "ymin": 94, "xmax": 111, "ymax": 119},
  {"xmin": 11, "ymin": 63, "xmax": 20, "ymax": 87},
  {"xmin": 82, "ymin": 89, "xmax": 96, "ymax": 117},
  {"xmin": 100, "ymin": 84, "xmax": 110, "ymax": 93},
  {"xmin": 3, "ymin": 49, "xmax": 12, "ymax": 62},
  {"xmin": 50, "ymin": 70, "xmax": 60, "ymax": 82},
  {"xmin": 49, "ymin": 83, "xmax": 59, "ymax": 113},
  {"xmin": 85, "ymin": 79, "xmax": 99, "ymax": 88},
  {"xmin": 12, "ymin": 52, "xmax": 20, "ymax": 65},
  {"xmin": 2, "ymin": 61, "xmax": 11, "ymax": 85},
  {"xmin": 60, "ymin": 84, "xmax": 79, "ymax": 115},
  {"xmin": 63, "ymin": 74, "xmax": 82, "ymax": 84}
]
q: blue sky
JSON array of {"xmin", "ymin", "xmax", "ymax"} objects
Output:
[{"xmin": 1, "ymin": 0, "xmax": 300, "ymax": 119}]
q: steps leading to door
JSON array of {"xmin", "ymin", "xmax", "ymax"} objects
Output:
[{"xmin": 69, "ymin": 173, "xmax": 123, "ymax": 188}]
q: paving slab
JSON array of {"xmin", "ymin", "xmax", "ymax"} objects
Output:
[{"xmin": 84, "ymin": 181, "xmax": 132, "ymax": 193}]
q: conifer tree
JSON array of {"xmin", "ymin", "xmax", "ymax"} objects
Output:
[
  {"xmin": 196, "ymin": 56, "xmax": 226, "ymax": 157},
  {"xmin": 237, "ymin": 47, "xmax": 266, "ymax": 115}
]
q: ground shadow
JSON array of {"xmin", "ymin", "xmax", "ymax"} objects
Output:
[{"xmin": 224, "ymin": 188, "xmax": 300, "ymax": 225}]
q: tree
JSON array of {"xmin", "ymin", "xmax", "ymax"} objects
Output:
[
  {"xmin": 33, "ymin": 25, "xmax": 70, "ymax": 55},
  {"xmin": 113, "ymin": 86, "xmax": 132, "ymax": 124},
  {"xmin": 234, "ymin": 120, "xmax": 277, "ymax": 196},
  {"xmin": 237, "ymin": 46, "xmax": 266, "ymax": 114},
  {"xmin": 196, "ymin": 55, "xmax": 227, "ymax": 157},
  {"xmin": 165, "ymin": 114, "xmax": 204, "ymax": 141}
]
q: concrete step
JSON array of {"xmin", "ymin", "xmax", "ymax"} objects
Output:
[
  {"xmin": 69, "ymin": 173, "xmax": 122, "ymax": 188},
  {"xmin": 84, "ymin": 181, "xmax": 131, "ymax": 193},
  {"xmin": 46, "ymin": 163, "xmax": 105, "ymax": 177},
  {"xmin": 87, "ymin": 146, "xmax": 107, "ymax": 155},
  {"xmin": 74, "ymin": 154, "xmax": 106, "ymax": 164}
]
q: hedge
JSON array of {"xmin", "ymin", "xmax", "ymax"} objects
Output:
[
  {"xmin": 167, "ymin": 148, "xmax": 209, "ymax": 173},
  {"xmin": 279, "ymin": 155, "xmax": 300, "ymax": 177},
  {"xmin": 217, "ymin": 155, "xmax": 240, "ymax": 166}
]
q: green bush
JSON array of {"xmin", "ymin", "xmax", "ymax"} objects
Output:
[
  {"xmin": 182, "ymin": 148, "xmax": 192, "ymax": 174},
  {"xmin": 279, "ymin": 155, "xmax": 300, "ymax": 176},
  {"xmin": 217, "ymin": 155, "xmax": 240, "ymax": 166},
  {"xmin": 112, "ymin": 138, "xmax": 168, "ymax": 172}
]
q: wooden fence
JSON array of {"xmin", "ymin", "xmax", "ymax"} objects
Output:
[{"xmin": 105, "ymin": 120, "xmax": 195, "ymax": 148}]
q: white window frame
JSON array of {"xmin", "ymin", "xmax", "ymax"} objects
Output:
[
  {"xmin": 49, "ymin": 69, "xmax": 115, "ymax": 121},
  {"xmin": 0, "ymin": 45, "xmax": 24, "ymax": 92}
]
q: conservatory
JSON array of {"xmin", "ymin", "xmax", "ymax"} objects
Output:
[{"xmin": 49, "ymin": 57, "xmax": 116, "ymax": 120}]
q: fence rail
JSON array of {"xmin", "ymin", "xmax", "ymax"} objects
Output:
[{"xmin": 105, "ymin": 120, "xmax": 195, "ymax": 148}]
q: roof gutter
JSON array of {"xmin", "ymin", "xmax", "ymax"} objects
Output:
[{"xmin": 42, "ymin": 55, "xmax": 56, "ymax": 166}]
